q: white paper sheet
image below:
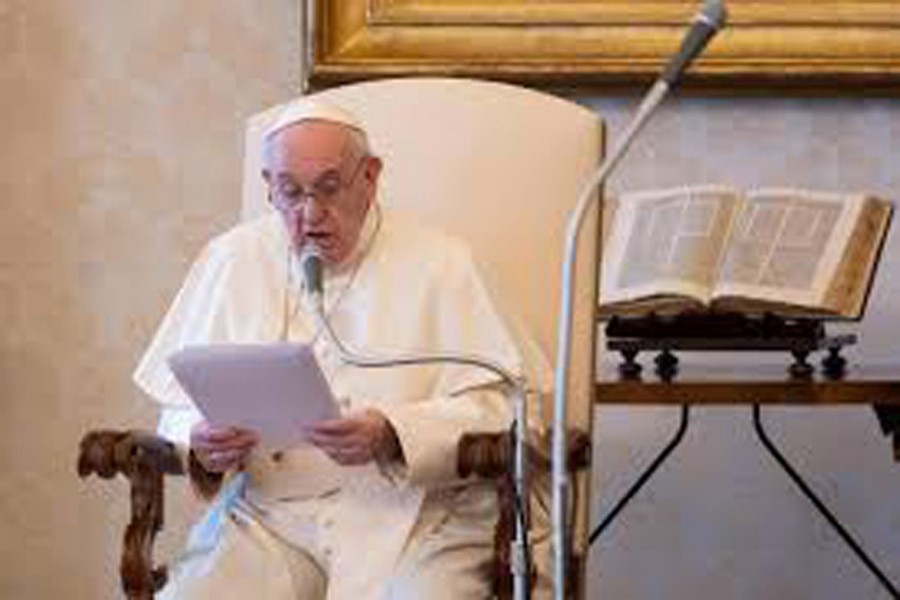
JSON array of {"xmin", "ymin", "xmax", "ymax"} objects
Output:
[{"xmin": 168, "ymin": 343, "xmax": 339, "ymax": 450}]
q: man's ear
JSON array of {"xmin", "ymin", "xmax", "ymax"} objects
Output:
[{"xmin": 364, "ymin": 156, "xmax": 383, "ymax": 184}]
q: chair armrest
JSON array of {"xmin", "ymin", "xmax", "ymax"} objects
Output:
[
  {"xmin": 457, "ymin": 429, "xmax": 591, "ymax": 478},
  {"xmin": 78, "ymin": 430, "xmax": 186, "ymax": 600}
]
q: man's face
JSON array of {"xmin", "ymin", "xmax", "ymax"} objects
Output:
[{"xmin": 262, "ymin": 121, "xmax": 380, "ymax": 265}]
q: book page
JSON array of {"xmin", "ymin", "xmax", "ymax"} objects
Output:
[
  {"xmin": 715, "ymin": 189, "xmax": 864, "ymax": 309},
  {"xmin": 600, "ymin": 185, "xmax": 741, "ymax": 307},
  {"xmin": 820, "ymin": 197, "xmax": 892, "ymax": 317}
]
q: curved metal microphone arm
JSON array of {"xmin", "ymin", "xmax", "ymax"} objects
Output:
[
  {"xmin": 312, "ymin": 297, "xmax": 521, "ymax": 386},
  {"xmin": 301, "ymin": 254, "xmax": 521, "ymax": 384},
  {"xmin": 311, "ymin": 297, "xmax": 533, "ymax": 600},
  {"xmin": 550, "ymin": 5, "xmax": 727, "ymax": 598},
  {"xmin": 550, "ymin": 79, "xmax": 672, "ymax": 600}
]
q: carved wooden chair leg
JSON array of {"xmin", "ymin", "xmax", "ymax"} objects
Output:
[{"xmin": 78, "ymin": 430, "xmax": 185, "ymax": 600}]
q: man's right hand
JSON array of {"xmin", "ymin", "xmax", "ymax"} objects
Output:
[{"xmin": 190, "ymin": 421, "xmax": 259, "ymax": 474}]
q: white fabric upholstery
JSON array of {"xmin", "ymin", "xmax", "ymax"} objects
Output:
[{"xmin": 242, "ymin": 77, "xmax": 604, "ymax": 591}]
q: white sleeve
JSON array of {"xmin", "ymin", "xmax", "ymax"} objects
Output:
[
  {"xmin": 133, "ymin": 238, "xmax": 234, "ymax": 409},
  {"xmin": 380, "ymin": 385, "xmax": 511, "ymax": 487}
]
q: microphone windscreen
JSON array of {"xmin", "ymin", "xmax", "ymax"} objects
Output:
[
  {"xmin": 301, "ymin": 250, "xmax": 323, "ymax": 296},
  {"xmin": 701, "ymin": 0, "xmax": 727, "ymax": 29},
  {"xmin": 660, "ymin": 0, "xmax": 728, "ymax": 86}
]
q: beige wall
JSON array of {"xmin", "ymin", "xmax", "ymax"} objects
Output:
[
  {"xmin": 0, "ymin": 1, "xmax": 300, "ymax": 597},
  {"xmin": 2, "ymin": 1, "xmax": 899, "ymax": 599}
]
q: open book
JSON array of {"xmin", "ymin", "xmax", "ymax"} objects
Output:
[{"xmin": 599, "ymin": 185, "xmax": 893, "ymax": 319}]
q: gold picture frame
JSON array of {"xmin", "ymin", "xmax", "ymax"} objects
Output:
[{"xmin": 303, "ymin": 1, "xmax": 900, "ymax": 91}]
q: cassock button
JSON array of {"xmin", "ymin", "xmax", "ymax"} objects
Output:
[{"xmin": 271, "ymin": 451, "xmax": 284, "ymax": 463}]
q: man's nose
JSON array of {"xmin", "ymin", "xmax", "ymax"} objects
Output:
[{"xmin": 302, "ymin": 195, "xmax": 328, "ymax": 223}]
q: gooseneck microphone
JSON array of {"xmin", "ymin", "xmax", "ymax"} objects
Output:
[
  {"xmin": 300, "ymin": 249, "xmax": 534, "ymax": 600},
  {"xmin": 299, "ymin": 251, "xmax": 519, "ymax": 385},
  {"xmin": 550, "ymin": 2, "xmax": 727, "ymax": 599}
]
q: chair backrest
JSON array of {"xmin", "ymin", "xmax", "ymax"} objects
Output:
[{"xmin": 241, "ymin": 77, "xmax": 604, "ymax": 593}]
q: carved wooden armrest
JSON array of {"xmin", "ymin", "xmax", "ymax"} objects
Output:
[
  {"xmin": 457, "ymin": 428, "xmax": 592, "ymax": 600},
  {"xmin": 77, "ymin": 430, "xmax": 186, "ymax": 600},
  {"xmin": 457, "ymin": 428, "xmax": 591, "ymax": 477}
]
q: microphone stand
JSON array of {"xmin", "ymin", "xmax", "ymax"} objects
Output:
[
  {"xmin": 550, "ymin": 3, "xmax": 726, "ymax": 598},
  {"xmin": 308, "ymin": 291, "xmax": 534, "ymax": 600},
  {"xmin": 550, "ymin": 80, "xmax": 670, "ymax": 600}
]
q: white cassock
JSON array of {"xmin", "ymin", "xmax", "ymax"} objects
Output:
[{"xmin": 134, "ymin": 204, "xmax": 541, "ymax": 599}]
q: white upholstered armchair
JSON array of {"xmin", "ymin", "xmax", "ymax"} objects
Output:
[{"xmin": 78, "ymin": 77, "xmax": 604, "ymax": 599}]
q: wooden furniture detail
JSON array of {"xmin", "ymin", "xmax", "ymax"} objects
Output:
[
  {"xmin": 304, "ymin": 0, "xmax": 900, "ymax": 91},
  {"xmin": 596, "ymin": 363, "xmax": 900, "ymax": 408},
  {"xmin": 77, "ymin": 430, "xmax": 185, "ymax": 600},
  {"xmin": 78, "ymin": 428, "xmax": 591, "ymax": 600}
]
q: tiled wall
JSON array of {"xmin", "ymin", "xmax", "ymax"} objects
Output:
[{"xmin": 1, "ymin": 1, "xmax": 898, "ymax": 598}]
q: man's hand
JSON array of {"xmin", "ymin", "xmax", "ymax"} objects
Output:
[
  {"xmin": 190, "ymin": 421, "xmax": 259, "ymax": 474},
  {"xmin": 307, "ymin": 408, "xmax": 401, "ymax": 466}
]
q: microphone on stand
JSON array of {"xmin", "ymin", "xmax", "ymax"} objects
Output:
[
  {"xmin": 300, "ymin": 248, "xmax": 324, "ymax": 306},
  {"xmin": 661, "ymin": 0, "xmax": 728, "ymax": 86},
  {"xmin": 549, "ymin": 2, "xmax": 727, "ymax": 599},
  {"xmin": 299, "ymin": 240, "xmax": 534, "ymax": 600}
]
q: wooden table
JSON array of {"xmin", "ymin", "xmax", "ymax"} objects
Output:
[
  {"xmin": 590, "ymin": 361, "xmax": 900, "ymax": 598},
  {"xmin": 595, "ymin": 362, "xmax": 900, "ymax": 405}
]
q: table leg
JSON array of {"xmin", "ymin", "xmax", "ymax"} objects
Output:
[
  {"xmin": 589, "ymin": 404, "xmax": 691, "ymax": 546},
  {"xmin": 752, "ymin": 404, "xmax": 900, "ymax": 599}
]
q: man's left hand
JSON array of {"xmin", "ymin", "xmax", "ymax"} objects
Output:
[{"xmin": 307, "ymin": 408, "xmax": 401, "ymax": 466}]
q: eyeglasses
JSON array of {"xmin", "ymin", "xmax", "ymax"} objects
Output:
[{"xmin": 268, "ymin": 155, "xmax": 368, "ymax": 213}]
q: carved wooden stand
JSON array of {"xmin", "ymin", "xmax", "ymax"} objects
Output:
[{"xmin": 606, "ymin": 312, "xmax": 856, "ymax": 380}]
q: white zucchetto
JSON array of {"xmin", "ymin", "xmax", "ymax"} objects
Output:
[{"xmin": 263, "ymin": 98, "xmax": 366, "ymax": 140}]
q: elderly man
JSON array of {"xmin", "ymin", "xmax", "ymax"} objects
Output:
[{"xmin": 133, "ymin": 100, "xmax": 531, "ymax": 599}]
